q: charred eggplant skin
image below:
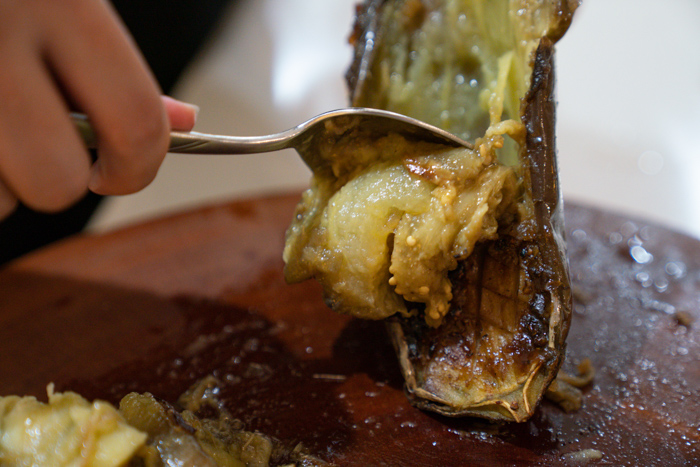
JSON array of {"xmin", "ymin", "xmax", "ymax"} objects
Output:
[
  {"xmin": 522, "ymin": 37, "xmax": 572, "ymax": 358},
  {"xmin": 346, "ymin": 0, "xmax": 383, "ymax": 105},
  {"xmin": 344, "ymin": 0, "xmax": 576, "ymax": 422},
  {"xmin": 389, "ymin": 39, "xmax": 572, "ymax": 421}
]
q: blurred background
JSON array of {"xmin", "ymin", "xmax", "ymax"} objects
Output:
[{"xmin": 88, "ymin": 0, "xmax": 700, "ymax": 240}]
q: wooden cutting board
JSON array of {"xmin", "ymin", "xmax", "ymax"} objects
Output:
[{"xmin": 0, "ymin": 192, "xmax": 698, "ymax": 465}]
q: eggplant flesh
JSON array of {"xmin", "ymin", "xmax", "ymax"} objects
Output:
[{"xmin": 284, "ymin": 0, "xmax": 576, "ymax": 422}]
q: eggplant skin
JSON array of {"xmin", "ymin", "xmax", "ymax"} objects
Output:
[
  {"xmin": 344, "ymin": 0, "xmax": 576, "ymax": 422},
  {"xmin": 387, "ymin": 39, "xmax": 572, "ymax": 421},
  {"xmin": 284, "ymin": 0, "xmax": 576, "ymax": 421},
  {"xmin": 522, "ymin": 37, "xmax": 572, "ymax": 358}
]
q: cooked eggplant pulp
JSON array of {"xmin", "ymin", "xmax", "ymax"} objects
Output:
[
  {"xmin": 284, "ymin": 0, "xmax": 576, "ymax": 422},
  {"xmin": 284, "ymin": 133, "xmax": 519, "ymax": 326}
]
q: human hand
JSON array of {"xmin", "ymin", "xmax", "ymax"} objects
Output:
[{"xmin": 0, "ymin": 0, "xmax": 198, "ymax": 220}]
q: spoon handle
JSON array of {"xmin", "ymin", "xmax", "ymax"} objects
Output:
[{"xmin": 70, "ymin": 113, "xmax": 294, "ymax": 155}]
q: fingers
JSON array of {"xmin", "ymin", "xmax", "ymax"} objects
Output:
[
  {"xmin": 0, "ymin": 180, "xmax": 18, "ymax": 219},
  {"xmin": 0, "ymin": 0, "xmax": 200, "ymax": 222},
  {"xmin": 0, "ymin": 18, "xmax": 91, "ymax": 214},
  {"xmin": 41, "ymin": 0, "xmax": 169, "ymax": 196}
]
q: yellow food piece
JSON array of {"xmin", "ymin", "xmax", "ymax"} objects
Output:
[
  {"xmin": 284, "ymin": 0, "xmax": 539, "ymax": 326},
  {"xmin": 0, "ymin": 385, "xmax": 146, "ymax": 467},
  {"xmin": 286, "ymin": 0, "xmax": 576, "ymax": 420},
  {"xmin": 284, "ymin": 128, "xmax": 519, "ymax": 326},
  {"xmin": 0, "ymin": 376, "xmax": 329, "ymax": 466},
  {"xmin": 284, "ymin": 0, "xmax": 549, "ymax": 326}
]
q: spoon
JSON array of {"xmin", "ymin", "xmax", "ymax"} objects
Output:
[{"xmin": 71, "ymin": 108, "xmax": 472, "ymax": 170}]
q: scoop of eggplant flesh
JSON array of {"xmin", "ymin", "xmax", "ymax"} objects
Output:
[{"xmin": 284, "ymin": 0, "xmax": 576, "ymax": 422}]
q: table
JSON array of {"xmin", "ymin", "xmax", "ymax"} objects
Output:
[{"xmin": 1, "ymin": 193, "xmax": 698, "ymax": 465}]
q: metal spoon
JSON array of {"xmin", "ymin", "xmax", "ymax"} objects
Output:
[{"xmin": 71, "ymin": 108, "xmax": 472, "ymax": 170}]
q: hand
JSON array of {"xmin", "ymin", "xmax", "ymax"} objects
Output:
[{"xmin": 0, "ymin": 0, "xmax": 198, "ymax": 220}]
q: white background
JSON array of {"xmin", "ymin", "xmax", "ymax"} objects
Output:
[{"xmin": 89, "ymin": 0, "xmax": 700, "ymax": 240}]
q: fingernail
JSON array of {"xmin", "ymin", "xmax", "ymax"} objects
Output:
[
  {"xmin": 162, "ymin": 95, "xmax": 199, "ymax": 129},
  {"xmin": 186, "ymin": 103, "xmax": 200, "ymax": 122}
]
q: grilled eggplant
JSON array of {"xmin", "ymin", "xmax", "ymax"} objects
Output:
[{"xmin": 284, "ymin": 0, "xmax": 577, "ymax": 422}]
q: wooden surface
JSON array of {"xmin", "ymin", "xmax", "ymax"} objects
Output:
[{"xmin": 0, "ymin": 192, "xmax": 698, "ymax": 465}]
